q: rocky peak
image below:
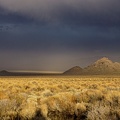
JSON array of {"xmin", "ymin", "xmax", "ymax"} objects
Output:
[{"xmin": 95, "ymin": 57, "xmax": 113, "ymax": 65}]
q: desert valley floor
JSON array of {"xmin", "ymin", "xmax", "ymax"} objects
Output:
[{"xmin": 0, "ymin": 75, "xmax": 120, "ymax": 120}]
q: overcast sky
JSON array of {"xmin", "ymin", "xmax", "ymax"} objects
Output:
[{"xmin": 0, "ymin": 0, "xmax": 120, "ymax": 72}]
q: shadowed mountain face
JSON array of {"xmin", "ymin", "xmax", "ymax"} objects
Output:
[
  {"xmin": 64, "ymin": 57, "xmax": 120, "ymax": 75},
  {"xmin": 64, "ymin": 66, "xmax": 83, "ymax": 75}
]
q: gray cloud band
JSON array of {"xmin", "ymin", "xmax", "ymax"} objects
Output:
[{"xmin": 0, "ymin": 0, "xmax": 120, "ymax": 26}]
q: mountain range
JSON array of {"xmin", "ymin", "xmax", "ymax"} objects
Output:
[
  {"xmin": 0, "ymin": 57, "xmax": 120, "ymax": 76},
  {"xmin": 64, "ymin": 57, "xmax": 120, "ymax": 75}
]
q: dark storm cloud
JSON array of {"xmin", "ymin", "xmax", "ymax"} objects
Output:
[
  {"xmin": 0, "ymin": 7, "xmax": 35, "ymax": 24},
  {"xmin": 0, "ymin": 24, "xmax": 120, "ymax": 53},
  {"xmin": 0, "ymin": 0, "xmax": 120, "ymax": 27}
]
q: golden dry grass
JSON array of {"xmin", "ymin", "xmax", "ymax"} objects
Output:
[{"xmin": 0, "ymin": 75, "xmax": 120, "ymax": 120}]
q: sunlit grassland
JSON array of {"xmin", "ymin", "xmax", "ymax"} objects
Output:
[{"xmin": 0, "ymin": 76, "xmax": 120, "ymax": 120}]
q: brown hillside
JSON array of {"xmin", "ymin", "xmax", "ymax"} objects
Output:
[
  {"xmin": 84, "ymin": 57, "xmax": 120, "ymax": 74},
  {"xmin": 63, "ymin": 57, "xmax": 120, "ymax": 75},
  {"xmin": 64, "ymin": 66, "xmax": 83, "ymax": 75}
]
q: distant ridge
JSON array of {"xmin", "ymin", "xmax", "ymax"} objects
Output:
[
  {"xmin": 0, "ymin": 70, "xmax": 61, "ymax": 76},
  {"xmin": 64, "ymin": 57, "xmax": 120, "ymax": 75},
  {"xmin": 63, "ymin": 66, "xmax": 83, "ymax": 75},
  {"xmin": 0, "ymin": 70, "xmax": 10, "ymax": 76}
]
